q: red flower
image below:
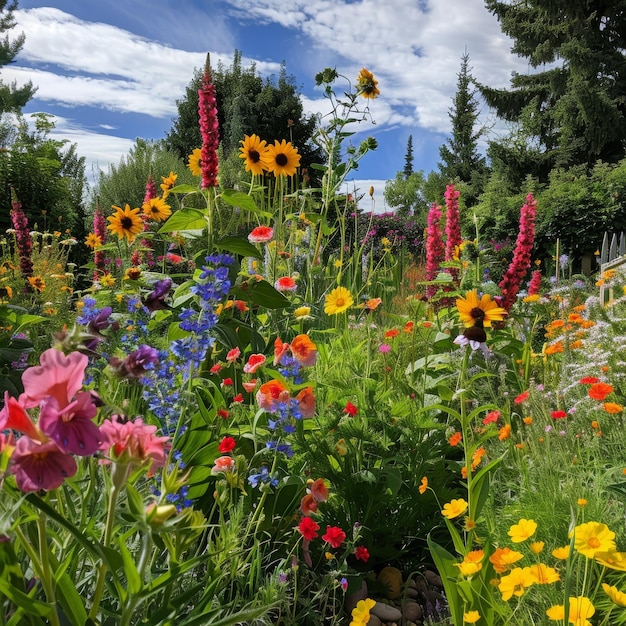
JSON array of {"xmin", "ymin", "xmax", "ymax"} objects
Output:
[
  {"xmin": 298, "ymin": 516, "xmax": 320, "ymax": 541},
  {"xmin": 309, "ymin": 478, "xmax": 329, "ymax": 503},
  {"xmin": 551, "ymin": 410, "xmax": 567, "ymax": 419},
  {"xmin": 217, "ymin": 409, "xmax": 229, "ymax": 419},
  {"xmin": 218, "ymin": 436, "xmax": 236, "ymax": 453},
  {"xmin": 300, "ymin": 494, "xmax": 318, "ymax": 515},
  {"xmin": 580, "ymin": 377, "xmax": 599, "ymax": 384},
  {"xmin": 385, "ymin": 329, "xmax": 400, "ymax": 338},
  {"xmin": 226, "ymin": 347, "xmax": 240, "ymax": 362},
  {"xmin": 343, "ymin": 402, "xmax": 358, "ymax": 416},
  {"xmin": 322, "ymin": 525, "xmax": 346, "ymax": 548},
  {"xmin": 588, "ymin": 382, "xmax": 614, "ymax": 401},
  {"xmin": 198, "ymin": 57, "xmax": 219, "ymax": 189},
  {"xmin": 248, "ymin": 226, "xmax": 274, "ymax": 243},
  {"xmin": 221, "ymin": 378, "xmax": 233, "ymax": 387},
  {"xmin": 232, "ymin": 393, "xmax": 244, "ymax": 403},
  {"xmin": 274, "ymin": 276, "xmax": 297, "ymax": 292},
  {"xmin": 210, "ymin": 363, "xmax": 222, "ymax": 374},
  {"xmin": 243, "ymin": 354, "xmax": 266, "ymax": 374},
  {"xmin": 354, "ymin": 546, "xmax": 370, "ymax": 562},
  {"xmin": 482, "ymin": 410, "xmax": 501, "ymax": 425},
  {"xmin": 514, "ymin": 390, "xmax": 529, "ymax": 404}
]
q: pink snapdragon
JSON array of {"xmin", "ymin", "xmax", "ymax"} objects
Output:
[
  {"xmin": 444, "ymin": 184, "xmax": 462, "ymax": 283},
  {"xmin": 10, "ymin": 189, "xmax": 33, "ymax": 280},
  {"xmin": 425, "ymin": 203, "xmax": 445, "ymax": 299},
  {"xmin": 198, "ymin": 55, "xmax": 220, "ymax": 189},
  {"xmin": 498, "ymin": 194, "xmax": 537, "ymax": 312},
  {"xmin": 527, "ymin": 269, "xmax": 542, "ymax": 296}
]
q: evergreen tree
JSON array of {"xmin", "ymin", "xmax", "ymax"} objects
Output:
[
  {"xmin": 166, "ymin": 51, "xmax": 322, "ymax": 176},
  {"xmin": 0, "ymin": 0, "xmax": 35, "ymax": 114},
  {"xmin": 438, "ymin": 51, "xmax": 488, "ymax": 204},
  {"xmin": 403, "ymin": 135, "xmax": 414, "ymax": 178},
  {"xmin": 480, "ymin": 0, "xmax": 626, "ymax": 175}
]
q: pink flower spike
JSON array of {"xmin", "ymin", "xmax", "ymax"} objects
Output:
[
  {"xmin": 10, "ymin": 438, "xmax": 77, "ymax": 492},
  {"xmin": 0, "ymin": 392, "xmax": 41, "ymax": 440},
  {"xmin": 20, "ymin": 349, "xmax": 88, "ymax": 409},
  {"xmin": 38, "ymin": 392, "xmax": 101, "ymax": 456}
]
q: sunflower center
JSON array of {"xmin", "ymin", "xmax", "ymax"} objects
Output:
[
  {"xmin": 587, "ymin": 537, "xmax": 601, "ymax": 548},
  {"xmin": 249, "ymin": 150, "xmax": 260, "ymax": 163},
  {"xmin": 121, "ymin": 217, "xmax": 133, "ymax": 229},
  {"xmin": 470, "ymin": 307, "xmax": 486, "ymax": 321},
  {"xmin": 276, "ymin": 153, "xmax": 288, "ymax": 166},
  {"xmin": 335, "ymin": 297, "xmax": 345, "ymax": 307}
]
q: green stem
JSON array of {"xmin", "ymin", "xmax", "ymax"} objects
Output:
[{"xmin": 37, "ymin": 514, "xmax": 61, "ymax": 626}]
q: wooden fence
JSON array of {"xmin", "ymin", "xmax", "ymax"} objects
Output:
[{"xmin": 600, "ymin": 231, "xmax": 626, "ymax": 304}]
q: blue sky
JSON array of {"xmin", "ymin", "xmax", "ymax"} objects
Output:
[{"xmin": 7, "ymin": 0, "xmax": 528, "ymax": 210}]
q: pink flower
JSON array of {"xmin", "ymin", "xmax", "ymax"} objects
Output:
[
  {"xmin": 296, "ymin": 387, "xmax": 316, "ymax": 418},
  {"xmin": 242, "ymin": 379, "xmax": 258, "ymax": 393},
  {"xmin": 198, "ymin": 56, "xmax": 219, "ymax": 189},
  {"xmin": 425, "ymin": 203, "xmax": 445, "ymax": 299},
  {"xmin": 226, "ymin": 347, "xmax": 241, "ymax": 362},
  {"xmin": 10, "ymin": 190, "xmax": 33, "ymax": 279},
  {"xmin": 10, "ymin": 438, "xmax": 77, "ymax": 492},
  {"xmin": 248, "ymin": 226, "xmax": 274, "ymax": 243},
  {"xmin": 210, "ymin": 363, "xmax": 222, "ymax": 374},
  {"xmin": 244, "ymin": 354, "xmax": 266, "ymax": 374},
  {"xmin": 212, "ymin": 455, "xmax": 234, "ymax": 474},
  {"xmin": 309, "ymin": 478, "xmax": 329, "ymax": 503},
  {"xmin": 379, "ymin": 343, "xmax": 391, "ymax": 353},
  {"xmin": 444, "ymin": 184, "xmax": 462, "ymax": 282},
  {"xmin": 482, "ymin": 410, "xmax": 500, "ymax": 425},
  {"xmin": 274, "ymin": 276, "xmax": 297, "ymax": 292},
  {"xmin": 218, "ymin": 436, "xmax": 236, "ymax": 453},
  {"xmin": 322, "ymin": 525, "xmax": 346, "ymax": 548},
  {"xmin": 498, "ymin": 194, "xmax": 537, "ymax": 312},
  {"xmin": 99, "ymin": 416, "xmax": 169, "ymax": 470},
  {"xmin": 527, "ymin": 269, "xmax": 542, "ymax": 295}
]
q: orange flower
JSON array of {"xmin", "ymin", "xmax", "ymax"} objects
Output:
[
  {"xmin": 256, "ymin": 379, "xmax": 289, "ymax": 412},
  {"xmin": 498, "ymin": 424, "xmax": 512, "ymax": 440},
  {"xmin": 309, "ymin": 477, "xmax": 329, "ymax": 503},
  {"xmin": 403, "ymin": 321, "xmax": 414, "ymax": 333},
  {"xmin": 364, "ymin": 297, "xmax": 382, "ymax": 310},
  {"xmin": 449, "ymin": 431, "xmax": 462, "ymax": 447},
  {"xmin": 588, "ymin": 382, "xmax": 614, "ymax": 401},
  {"xmin": 471, "ymin": 446, "xmax": 486, "ymax": 470},
  {"xmin": 604, "ymin": 402, "xmax": 623, "ymax": 414},
  {"xmin": 290, "ymin": 334, "xmax": 318, "ymax": 367},
  {"xmin": 489, "ymin": 547, "xmax": 524, "ymax": 573},
  {"xmin": 545, "ymin": 341, "xmax": 564, "ymax": 355},
  {"xmin": 419, "ymin": 476, "xmax": 428, "ymax": 494},
  {"xmin": 296, "ymin": 386, "xmax": 316, "ymax": 418},
  {"xmin": 385, "ymin": 329, "xmax": 400, "ymax": 338}
]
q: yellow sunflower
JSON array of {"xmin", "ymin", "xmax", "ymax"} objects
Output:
[
  {"xmin": 239, "ymin": 134, "xmax": 271, "ymax": 176},
  {"xmin": 27, "ymin": 275, "xmax": 46, "ymax": 293},
  {"xmin": 160, "ymin": 171, "xmax": 177, "ymax": 197},
  {"xmin": 324, "ymin": 286, "xmax": 354, "ymax": 315},
  {"xmin": 107, "ymin": 204, "xmax": 144, "ymax": 243},
  {"xmin": 266, "ymin": 139, "xmax": 301, "ymax": 177},
  {"xmin": 188, "ymin": 148, "xmax": 202, "ymax": 177},
  {"xmin": 456, "ymin": 290, "xmax": 507, "ymax": 328},
  {"xmin": 85, "ymin": 232, "xmax": 102, "ymax": 249},
  {"xmin": 356, "ymin": 68, "xmax": 380, "ymax": 99},
  {"xmin": 142, "ymin": 197, "xmax": 172, "ymax": 222}
]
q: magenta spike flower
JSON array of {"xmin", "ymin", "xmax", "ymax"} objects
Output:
[
  {"xmin": 444, "ymin": 184, "xmax": 462, "ymax": 286},
  {"xmin": 198, "ymin": 55, "xmax": 220, "ymax": 189},
  {"xmin": 425, "ymin": 203, "xmax": 445, "ymax": 299},
  {"xmin": 143, "ymin": 175, "xmax": 157, "ymax": 203},
  {"xmin": 10, "ymin": 189, "xmax": 33, "ymax": 280},
  {"xmin": 528, "ymin": 269, "xmax": 542, "ymax": 295},
  {"xmin": 498, "ymin": 193, "xmax": 537, "ymax": 312}
]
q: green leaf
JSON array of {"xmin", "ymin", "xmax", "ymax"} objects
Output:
[
  {"xmin": 158, "ymin": 209, "xmax": 207, "ymax": 233},
  {"xmin": 219, "ymin": 189, "xmax": 269, "ymax": 216},
  {"xmin": 426, "ymin": 536, "xmax": 464, "ymax": 626},
  {"xmin": 168, "ymin": 184, "xmax": 200, "ymax": 194},
  {"xmin": 216, "ymin": 236, "xmax": 262, "ymax": 259},
  {"xmin": 234, "ymin": 280, "xmax": 290, "ymax": 309},
  {"xmin": 0, "ymin": 578, "xmax": 52, "ymax": 617},
  {"xmin": 118, "ymin": 539, "xmax": 141, "ymax": 596}
]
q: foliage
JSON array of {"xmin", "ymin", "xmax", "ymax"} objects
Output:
[{"xmin": 383, "ymin": 170, "xmax": 429, "ymax": 223}]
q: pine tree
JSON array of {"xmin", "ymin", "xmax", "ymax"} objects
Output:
[
  {"xmin": 403, "ymin": 135, "xmax": 414, "ymax": 178},
  {"xmin": 480, "ymin": 0, "xmax": 626, "ymax": 174},
  {"xmin": 0, "ymin": 0, "xmax": 35, "ymax": 114}
]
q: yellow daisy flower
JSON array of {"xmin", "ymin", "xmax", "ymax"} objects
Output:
[
  {"xmin": 142, "ymin": 197, "xmax": 172, "ymax": 222},
  {"xmin": 85, "ymin": 232, "xmax": 102, "ymax": 249},
  {"xmin": 324, "ymin": 286, "xmax": 354, "ymax": 315},
  {"xmin": 456, "ymin": 290, "xmax": 507, "ymax": 328},
  {"xmin": 188, "ymin": 148, "xmax": 202, "ymax": 176},
  {"xmin": 603, "ymin": 583, "xmax": 626, "ymax": 607},
  {"xmin": 239, "ymin": 134, "xmax": 271, "ymax": 175},
  {"xmin": 571, "ymin": 521, "xmax": 616, "ymax": 559},
  {"xmin": 107, "ymin": 204, "xmax": 144, "ymax": 243},
  {"xmin": 356, "ymin": 68, "xmax": 380, "ymax": 99}
]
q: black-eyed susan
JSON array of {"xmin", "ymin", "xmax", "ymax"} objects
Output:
[
  {"xmin": 85, "ymin": 232, "xmax": 102, "ymax": 249},
  {"xmin": 160, "ymin": 171, "xmax": 177, "ymax": 196},
  {"xmin": 456, "ymin": 290, "xmax": 507, "ymax": 328},
  {"xmin": 188, "ymin": 148, "xmax": 202, "ymax": 177},
  {"xmin": 239, "ymin": 134, "xmax": 271, "ymax": 175},
  {"xmin": 356, "ymin": 68, "xmax": 380, "ymax": 99},
  {"xmin": 107, "ymin": 204, "xmax": 144, "ymax": 243},
  {"xmin": 324, "ymin": 286, "xmax": 354, "ymax": 315},
  {"xmin": 27, "ymin": 275, "xmax": 46, "ymax": 292},
  {"xmin": 266, "ymin": 139, "xmax": 301, "ymax": 177},
  {"xmin": 142, "ymin": 197, "xmax": 172, "ymax": 222}
]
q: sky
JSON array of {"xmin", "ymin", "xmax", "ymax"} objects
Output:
[{"xmin": 5, "ymin": 0, "xmax": 531, "ymax": 211}]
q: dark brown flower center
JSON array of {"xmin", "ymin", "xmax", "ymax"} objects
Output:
[
  {"xmin": 276, "ymin": 153, "xmax": 288, "ymax": 166},
  {"xmin": 464, "ymin": 326, "xmax": 487, "ymax": 343},
  {"xmin": 470, "ymin": 307, "xmax": 485, "ymax": 321},
  {"xmin": 121, "ymin": 217, "xmax": 133, "ymax": 229},
  {"xmin": 249, "ymin": 150, "xmax": 260, "ymax": 163}
]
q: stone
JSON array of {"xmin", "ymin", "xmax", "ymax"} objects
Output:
[
  {"xmin": 370, "ymin": 601, "xmax": 403, "ymax": 622},
  {"xmin": 377, "ymin": 566, "xmax": 403, "ymax": 599},
  {"xmin": 402, "ymin": 599, "xmax": 423, "ymax": 622},
  {"xmin": 366, "ymin": 615, "xmax": 382, "ymax": 626},
  {"xmin": 424, "ymin": 570, "xmax": 442, "ymax": 588},
  {"xmin": 405, "ymin": 586, "xmax": 419, "ymax": 599},
  {"xmin": 344, "ymin": 579, "xmax": 368, "ymax": 615}
]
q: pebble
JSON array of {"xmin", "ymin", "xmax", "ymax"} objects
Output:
[
  {"xmin": 366, "ymin": 615, "xmax": 382, "ymax": 626},
  {"xmin": 405, "ymin": 586, "xmax": 419, "ymax": 599},
  {"xmin": 370, "ymin": 602, "xmax": 403, "ymax": 622},
  {"xmin": 402, "ymin": 599, "xmax": 422, "ymax": 622},
  {"xmin": 424, "ymin": 570, "xmax": 442, "ymax": 587}
]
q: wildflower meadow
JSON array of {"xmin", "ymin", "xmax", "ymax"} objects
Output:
[{"xmin": 4, "ymin": 60, "xmax": 626, "ymax": 626}]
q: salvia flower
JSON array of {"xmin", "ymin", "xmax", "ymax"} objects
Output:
[
  {"xmin": 198, "ymin": 55, "xmax": 220, "ymax": 189},
  {"xmin": 425, "ymin": 203, "xmax": 445, "ymax": 299}
]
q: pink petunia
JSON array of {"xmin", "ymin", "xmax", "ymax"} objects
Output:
[{"xmin": 10, "ymin": 437, "xmax": 77, "ymax": 492}]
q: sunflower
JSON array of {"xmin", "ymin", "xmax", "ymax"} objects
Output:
[
  {"xmin": 356, "ymin": 68, "xmax": 380, "ymax": 99},
  {"xmin": 266, "ymin": 139, "xmax": 301, "ymax": 177},
  {"xmin": 239, "ymin": 134, "xmax": 271, "ymax": 175},
  {"xmin": 107, "ymin": 204, "xmax": 144, "ymax": 243},
  {"xmin": 160, "ymin": 171, "xmax": 177, "ymax": 198},
  {"xmin": 85, "ymin": 232, "xmax": 102, "ymax": 249},
  {"xmin": 456, "ymin": 290, "xmax": 507, "ymax": 328},
  {"xmin": 142, "ymin": 197, "xmax": 172, "ymax": 222},
  {"xmin": 324, "ymin": 286, "xmax": 354, "ymax": 315},
  {"xmin": 188, "ymin": 148, "xmax": 202, "ymax": 177},
  {"xmin": 27, "ymin": 275, "xmax": 46, "ymax": 293}
]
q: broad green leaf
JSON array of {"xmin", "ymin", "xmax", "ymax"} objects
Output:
[
  {"xmin": 159, "ymin": 209, "xmax": 207, "ymax": 233},
  {"xmin": 168, "ymin": 184, "xmax": 200, "ymax": 194},
  {"xmin": 216, "ymin": 236, "xmax": 263, "ymax": 259},
  {"xmin": 219, "ymin": 189, "xmax": 266, "ymax": 215}
]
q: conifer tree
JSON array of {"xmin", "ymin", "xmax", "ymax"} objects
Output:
[{"xmin": 403, "ymin": 134, "xmax": 414, "ymax": 178}]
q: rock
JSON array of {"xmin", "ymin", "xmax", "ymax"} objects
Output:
[
  {"xmin": 405, "ymin": 586, "xmax": 419, "ymax": 599},
  {"xmin": 424, "ymin": 570, "xmax": 442, "ymax": 588},
  {"xmin": 365, "ymin": 615, "xmax": 382, "ymax": 626},
  {"xmin": 345, "ymin": 579, "xmax": 368, "ymax": 615},
  {"xmin": 402, "ymin": 599, "xmax": 423, "ymax": 622},
  {"xmin": 377, "ymin": 566, "xmax": 403, "ymax": 599},
  {"xmin": 370, "ymin": 601, "xmax": 403, "ymax": 622}
]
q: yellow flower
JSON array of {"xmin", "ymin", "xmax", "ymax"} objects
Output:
[
  {"xmin": 99, "ymin": 274, "xmax": 115, "ymax": 287},
  {"xmin": 489, "ymin": 547, "xmax": 524, "ymax": 573},
  {"xmin": 418, "ymin": 476, "xmax": 428, "ymax": 495},
  {"xmin": 594, "ymin": 550, "xmax": 626, "ymax": 571},
  {"xmin": 529, "ymin": 563, "xmax": 559, "ymax": 584},
  {"xmin": 603, "ymin": 583, "xmax": 626, "ymax": 607},
  {"xmin": 463, "ymin": 610, "xmax": 480, "ymax": 624},
  {"xmin": 455, "ymin": 550, "xmax": 484, "ymax": 577},
  {"xmin": 265, "ymin": 139, "xmax": 301, "ymax": 177},
  {"xmin": 567, "ymin": 596, "xmax": 595, "ymax": 625},
  {"xmin": 85, "ymin": 232, "xmax": 102, "ymax": 249},
  {"xmin": 577, "ymin": 498, "xmax": 587, "ymax": 507},
  {"xmin": 507, "ymin": 518, "xmax": 537, "ymax": 543},
  {"xmin": 142, "ymin": 197, "xmax": 172, "ymax": 222},
  {"xmin": 324, "ymin": 286, "xmax": 354, "ymax": 315},
  {"xmin": 523, "ymin": 294, "xmax": 541, "ymax": 303},
  {"xmin": 571, "ymin": 521, "xmax": 616, "ymax": 559},
  {"xmin": 325, "ymin": 551, "xmax": 334, "ymax": 561},
  {"xmin": 335, "ymin": 438, "xmax": 348, "ymax": 457},
  {"xmin": 456, "ymin": 290, "xmax": 507, "ymax": 328},
  {"xmin": 27, "ymin": 275, "xmax": 46, "ymax": 293},
  {"xmin": 356, "ymin": 68, "xmax": 380, "ymax": 99},
  {"xmin": 160, "ymin": 171, "xmax": 177, "ymax": 197},
  {"xmin": 546, "ymin": 605, "xmax": 565, "ymax": 621},
  {"xmin": 107, "ymin": 204, "xmax": 144, "ymax": 243},
  {"xmin": 604, "ymin": 402, "xmax": 623, "ymax": 414},
  {"xmin": 441, "ymin": 498, "xmax": 468, "ymax": 519},
  {"xmin": 188, "ymin": 148, "xmax": 202, "ymax": 176},
  {"xmin": 239, "ymin": 134, "xmax": 271, "ymax": 175},
  {"xmin": 293, "ymin": 306, "xmax": 312, "ymax": 320},
  {"xmin": 529, "ymin": 541, "xmax": 544, "ymax": 554},
  {"xmin": 551, "ymin": 546, "xmax": 570, "ymax": 560},
  {"xmin": 350, "ymin": 598, "xmax": 376, "ymax": 626},
  {"xmin": 498, "ymin": 567, "xmax": 535, "ymax": 601}
]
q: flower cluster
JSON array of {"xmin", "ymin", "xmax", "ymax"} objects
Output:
[
  {"xmin": 198, "ymin": 56, "xmax": 220, "ymax": 189},
  {"xmin": 425, "ymin": 202, "xmax": 444, "ymax": 299}
]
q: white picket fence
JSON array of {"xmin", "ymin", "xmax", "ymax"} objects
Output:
[{"xmin": 600, "ymin": 231, "xmax": 626, "ymax": 304}]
